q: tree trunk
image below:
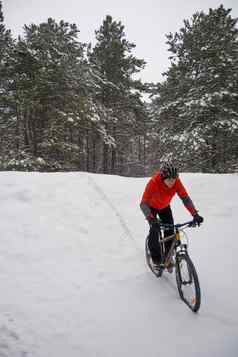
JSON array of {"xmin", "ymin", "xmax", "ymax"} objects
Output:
[
  {"xmin": 86, "ymin": 128, "xmax": 90, "ymax": 172},
  {"xmin": 111, "ymin": 124, "xmax": 116, "ymax": 174},
  {"xmin": 103, "ymin": 143, "xmax": 108, "ymax": 174}
]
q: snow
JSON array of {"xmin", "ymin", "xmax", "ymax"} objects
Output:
[{"xmin": 0, "ymin": 171, "xmax": 238, "ymax": 357}]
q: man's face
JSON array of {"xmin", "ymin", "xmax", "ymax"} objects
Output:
[{"xmin": 164, "ymin": 178, "xmax": 176, "ymax": 188}]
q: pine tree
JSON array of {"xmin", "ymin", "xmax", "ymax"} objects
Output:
[
  {"xmin": 89, "ymin": 15, "xmax": 146, "ymax": 174},
  {"xmin": 150, "ymin": 5, "xmax": 238, "ymax": 173},
  {"xmin": 4, "ymin": 18, "xmax": 95, "ymax": 170},
  {"xmin": 0, "ymin": 1, "xmax": 15, "ymax": 167}
]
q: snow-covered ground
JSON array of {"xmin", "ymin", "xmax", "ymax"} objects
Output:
[{"xmin": 0, "ymin": 171, "xmax": 237, "ymax": 357}]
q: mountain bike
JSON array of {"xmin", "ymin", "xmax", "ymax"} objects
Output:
[{"xmin": 145, "ymin": 220, "xmax": 201, "ymax": 313}]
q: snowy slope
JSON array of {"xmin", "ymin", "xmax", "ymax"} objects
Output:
[{"xmin": 0, "ymin": 172, "xmax": 237, "ymax": 357}]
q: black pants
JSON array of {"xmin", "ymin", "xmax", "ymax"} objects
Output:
[{"xmin": 148, "ymin": 206, "xmax": 174, "ymax": 264}]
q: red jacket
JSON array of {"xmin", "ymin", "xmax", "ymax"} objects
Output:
[{"xmin": 140, "ymin": 171, "xmax": 196, "ymax": 216}]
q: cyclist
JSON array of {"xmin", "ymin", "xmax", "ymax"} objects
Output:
[{"xmin": 140, "ymin": 161, "xmax": 203, "ymax": 271}]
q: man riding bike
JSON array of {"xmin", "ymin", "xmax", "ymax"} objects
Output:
[{"xmin": 140, "ymin": 161, "xmax": 203, "ymax": 272}]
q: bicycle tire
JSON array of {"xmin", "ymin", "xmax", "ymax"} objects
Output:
[
  {"xmin": 175, "ymin": 252, "xmax": 201, "ymax": 312},
  {"xmin": 145, "ymin": 236, "xmax": 163, "ymax": 277}
]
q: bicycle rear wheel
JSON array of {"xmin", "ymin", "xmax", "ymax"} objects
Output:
[
  {"xmin": 145, "ymin": 236, "xmax": 163, "ymax": 277},
  {"xmin": 175, "ymin": 253, "xmax": 201, "ymax": 312}
]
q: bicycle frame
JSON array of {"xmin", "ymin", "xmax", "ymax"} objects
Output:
[{"xmin": 158, "ymin": 220, "xmax": 194, "ymax": 267}]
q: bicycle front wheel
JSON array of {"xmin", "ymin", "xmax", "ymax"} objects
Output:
[{"xmin": 175, "ymin": 253, "xmax": 201, "ymax": 312}]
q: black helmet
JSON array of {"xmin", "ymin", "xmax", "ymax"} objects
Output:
[{"xmin": 160, "ymin": 161, "xmax": 178, "ymax": 179}]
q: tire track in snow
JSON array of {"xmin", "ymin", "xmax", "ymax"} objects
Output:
[
  {"xmin": 0, "ymin": 324, "xmax": 29, "ymax": 357},
  {"xmin": 87, "ymin": 174, "xmax": 141, "ymax": 252}
]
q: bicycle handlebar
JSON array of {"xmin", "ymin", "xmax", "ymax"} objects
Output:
[{"xmin": 158, "ymin": 219, "xmax": 199, "ymax": 230}]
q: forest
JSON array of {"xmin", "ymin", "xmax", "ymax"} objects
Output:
[{"xmin": 1, "ymin": 3, "xmax": 237, "ymax": 175}]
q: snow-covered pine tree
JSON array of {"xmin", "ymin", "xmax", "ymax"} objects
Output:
[
  {"xmin": 89, "ymin": 15, "xmax": 146, "ymax": 175},
  {"xmin": 150, "ymin": 5, "xmax": 238, "ymax": 173},
  {"xmin": 0, "ymin": 1, "xmax": 16, "ymax": 168},
  {"xmin": 4, "ymin": 18, "xmax": 96, "ymax": 171}
]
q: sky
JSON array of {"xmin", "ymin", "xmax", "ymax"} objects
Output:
[
  {"xmin": 3, "ymin": 0, "xmax": 238, "ymax": 83},
  {"xmin": 0, "ymin": 171, "xmax": 238, "ymax": 356}
]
